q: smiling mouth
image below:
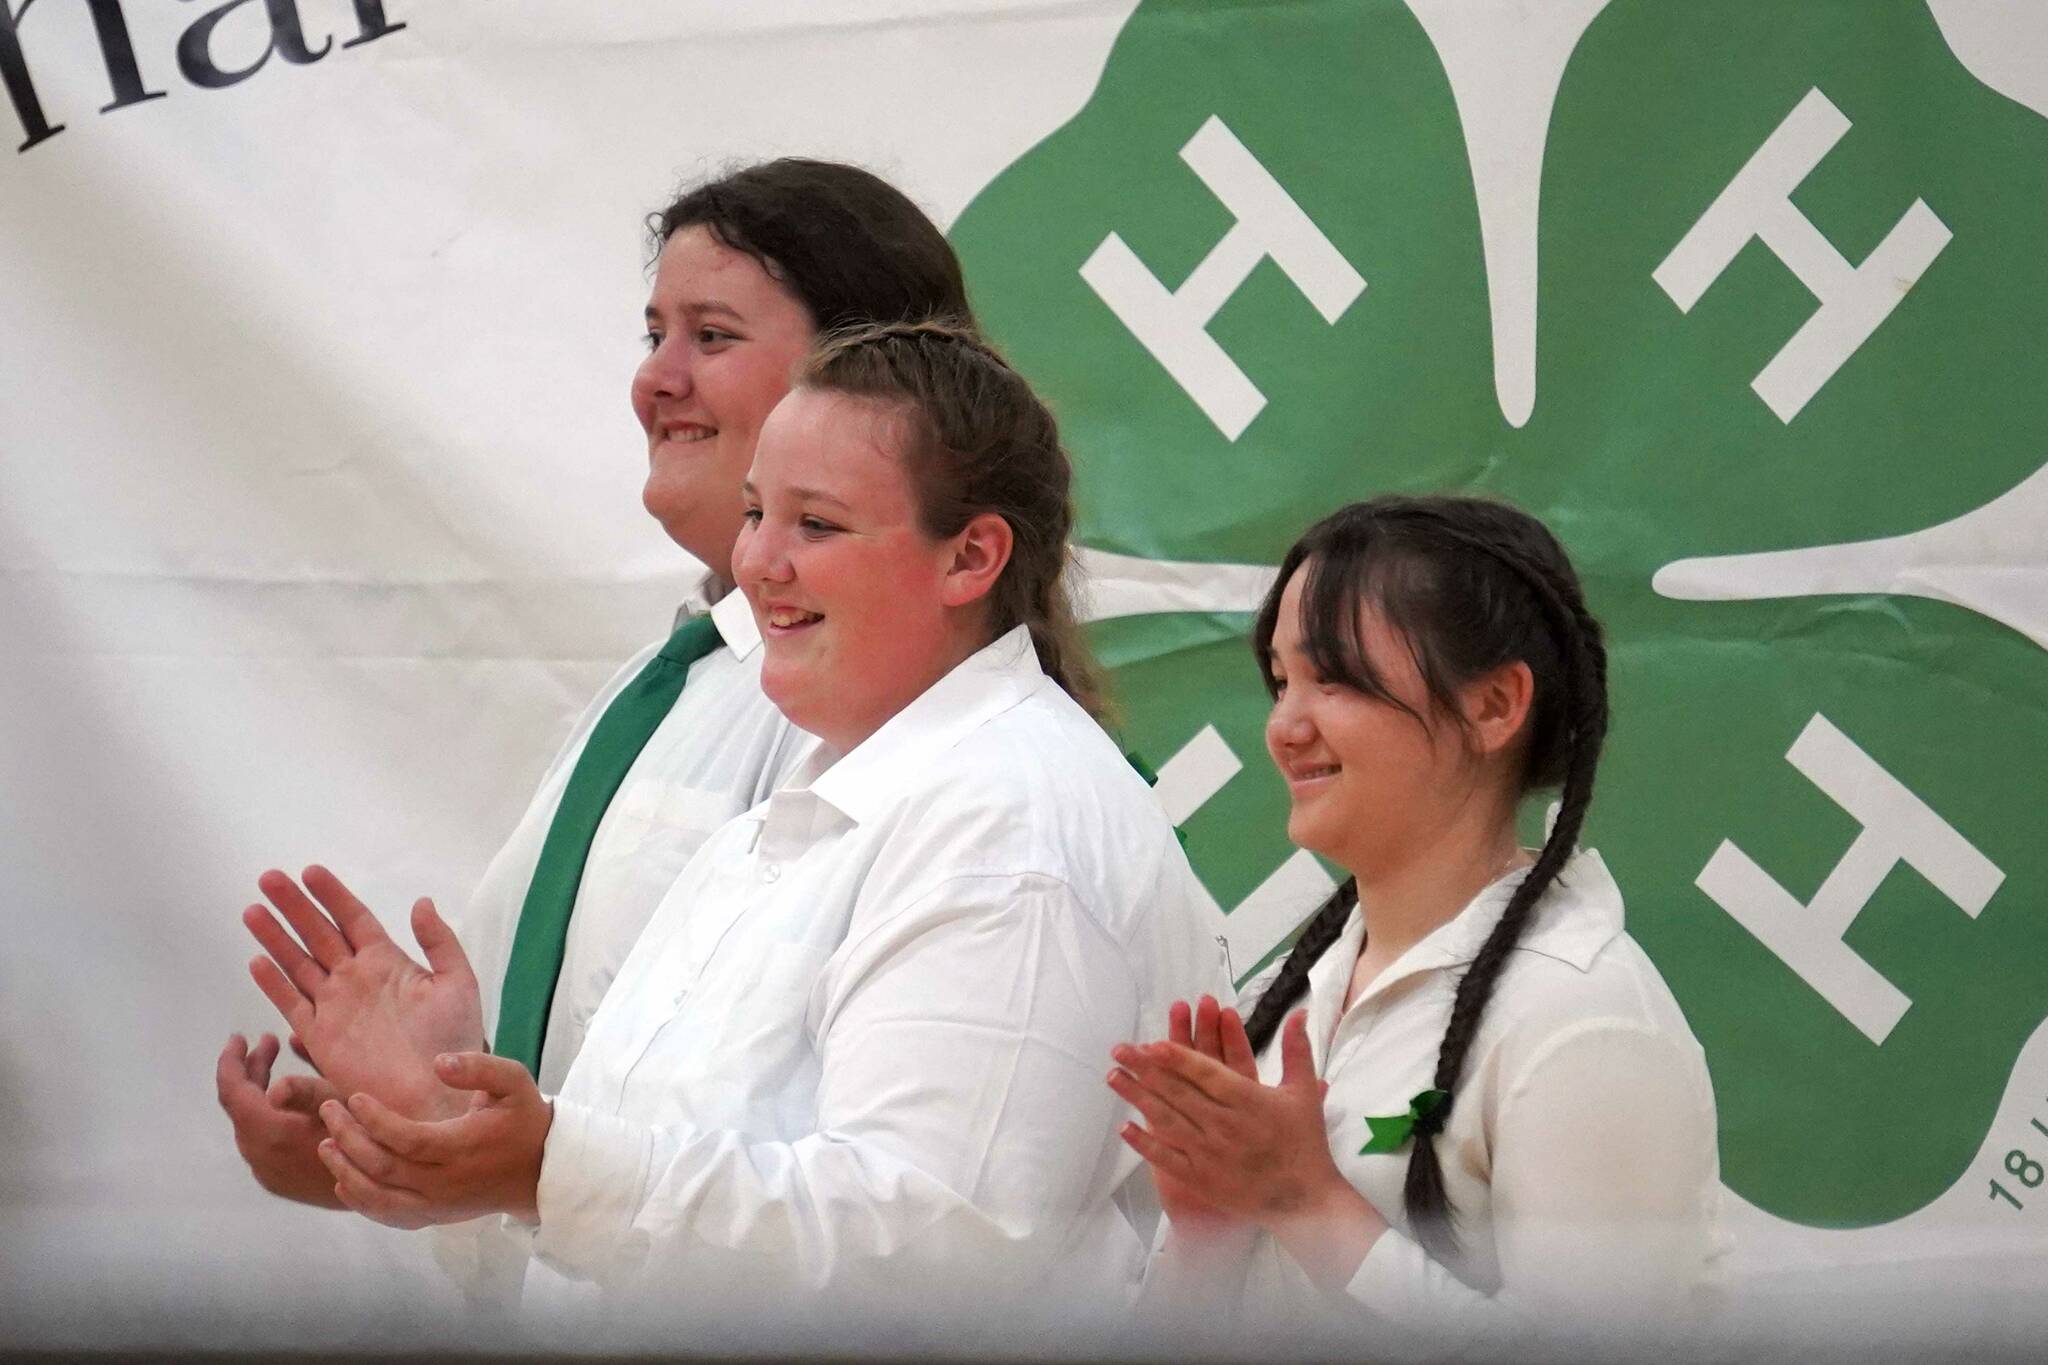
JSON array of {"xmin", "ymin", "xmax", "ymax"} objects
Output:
[
  {"xmin": 1289, "ymin": 764, "xmax": 1341, "ymax": 785},
  {"xmin": 764, "ymin": 606, "xmax": 824, "ymax": 631},
  {"xmin": 659, "ymin": 424, "xmax": 715, "ymax": 445}
]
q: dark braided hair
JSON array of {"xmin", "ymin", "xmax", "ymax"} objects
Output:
[
  {"xmin": 796, "ymin": 319, "xmax": 1111, "ymax": 721},
  {"xmin": 1241, "ymin": 495, "xmax": 1610, "ymax": 1261}
]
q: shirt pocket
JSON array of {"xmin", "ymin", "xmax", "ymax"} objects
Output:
[{"xmin": 611, "ymin": 778, "xmax": 746, "ymax": 838}]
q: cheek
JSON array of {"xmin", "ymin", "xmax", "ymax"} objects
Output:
[{"xmin": 720, "ymin": 362, "xmax": 793, "ymax": 437}]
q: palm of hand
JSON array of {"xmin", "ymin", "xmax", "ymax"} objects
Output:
[
  {"xmin": 245, "ymin": 867, "xmax": 487, "ymax": 1123},
  {"xmin": 302, "ymin": 940, "xmax": 483, "ymax": 1121}
]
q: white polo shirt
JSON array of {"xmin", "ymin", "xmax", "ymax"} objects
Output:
[{"xmin": 528, "ymin": 625, "xmax": 1230, "ymax": 1319}]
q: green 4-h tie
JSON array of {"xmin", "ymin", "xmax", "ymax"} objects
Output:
[{"xmin": 493, "ymin": 612, "xmax": 724, "ymax": 1076}]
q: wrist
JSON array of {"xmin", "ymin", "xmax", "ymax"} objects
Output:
[{"xmin": 1264, "ymin": 1171, "xmax": 1385, "ymax": 1294}]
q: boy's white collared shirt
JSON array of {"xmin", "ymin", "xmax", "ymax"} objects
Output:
[
  {"xmin": 530, "ymin": 625, "xmax": 1229, "ymax": 1313},
  {"xmin": 453, "ymin": 585, "xmax": 813, "ymax": 1094}
]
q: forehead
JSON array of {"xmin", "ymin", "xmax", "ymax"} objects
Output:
[
  {"xmin": 649, "ymin": 224, "xmax": 790, "ymax": 309},
  {"xmin": 751, "ymin": 388, "xmax": 915, "ymax": 503},
  {"xmin": 1272, "ymin": 561, "xmax": 1411, "ymax": 663}
]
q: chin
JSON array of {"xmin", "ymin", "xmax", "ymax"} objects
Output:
[{"xmin": 1286, "ymin": 809, "xmax": 1343, "ymax": 863}]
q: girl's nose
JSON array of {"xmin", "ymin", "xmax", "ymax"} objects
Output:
[
  {"xmin": 733, "ymin": 516, "xmax": 790, "ymax": 585},
  {"xmin": 1265, "ymin": 691, "xmax": 1314, "ymax": 752}
]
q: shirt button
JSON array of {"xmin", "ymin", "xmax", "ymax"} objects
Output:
[{"xmin": 762, "ymin": 863, "xmax": 781, "ymax": 883}]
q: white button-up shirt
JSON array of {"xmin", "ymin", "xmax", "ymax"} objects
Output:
[
  {"xmin": 452, "ymin": 587, "xmax": 813, "ymax": 1093},
  {"xmin": 1158, "ymin": 850, "xmax": 1726, "ymax": 1347},
  {"xmin": 530, "ymin": 626, "xmax": 1229, "ymax": 1318}
]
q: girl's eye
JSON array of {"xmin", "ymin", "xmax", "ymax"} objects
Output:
[
  {"xmin": 740, "ymin": 507, "xmax": 763, "ymax": 525},
  {"xmin": 1269, "ymin": 675, "xmax": 1288, "ymax": 697},
  {"xmin": 799, "ymin": 516, "xmax": 840, "ymax": 537},
  {"xmin": 643, "ymin": 331, "xmax": 663, "ymax": 354},
  {"xmin": 698, "ymin": 327, "xmax": 736, "ymax": 347}
]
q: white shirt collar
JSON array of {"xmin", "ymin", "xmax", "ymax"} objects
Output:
[
  {"xmin": 801, "ymin": 624, "xmax": 1045, "ymax": 826},
  {"xmin": 708, "ymin": 583, "xmax": 763, "ymax": 658},
  {"xmin": 1308, "ymin": 847, "xmax": 1626, "ymax": 1020}
]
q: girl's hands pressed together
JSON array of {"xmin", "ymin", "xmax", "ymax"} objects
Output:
[{"xmin": 1110, "ymin": 1006, "xmax": 1387, "ymax": 1291}]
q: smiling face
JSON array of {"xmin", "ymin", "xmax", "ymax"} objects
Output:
[
  {"xmin": 734, "ymin": 387, "xmax": 994, "ymax": 751},
  {"xmin": 1263, "ymin": 564, "xmax": 1483, "ymax": 880},
  {"xmin": 632, "ymin": 225, "xmax": 816, "ymax": 581}
]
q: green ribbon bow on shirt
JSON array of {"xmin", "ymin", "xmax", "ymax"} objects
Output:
[{"xmin": 1359, "ymin": 1088, "xmax": 1451, "ymax": 1155}]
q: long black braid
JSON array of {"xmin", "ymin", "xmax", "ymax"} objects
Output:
[{"xmin": 1241, "ymin": 495, "xmax": 1610, "ymax": 1263}]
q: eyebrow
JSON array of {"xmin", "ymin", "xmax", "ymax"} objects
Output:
[
  {"xmin": 741, "ymin": 479, "xmax": 851, "ymax": 512},
  {"xmin": 644, "ymin": 299, "xmax": 744, "ymax": 322}
]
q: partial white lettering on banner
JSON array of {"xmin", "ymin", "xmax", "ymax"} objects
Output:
[
  {"xmin": 1653, "ymin": 87, "xmax": 1951, "ymax": 423},
  {"xmin": 1696, "ymin": 713, "xmax": 2004, "ymax": 1044},
  {"xmin": 1080, "ymin": 116, "xmax": 1364, "ymax": 441}
]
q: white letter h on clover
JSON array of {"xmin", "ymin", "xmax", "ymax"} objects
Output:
[
  {"xmin": 1696, "ymin": 714, "xmax": 2003, "ymax": 1045},
  {"xmin": 1081, "ymin": 116, "xmax": 1365, "ymax": 441},
  {"xmin": 1653, "ymin": 87, "xmax": 1952, "ymax": 423}
]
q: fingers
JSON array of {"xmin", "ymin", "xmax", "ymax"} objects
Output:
[
  {"xmin": 216, "ymin": 1035, "xmax": 256, "ymax": 1112},
  {"xmin": 319, "ymin": 1101, "xmax": 428, "ymax": 1190},
  {"xmin": 248, "ymin": 955, "xmax": 313, "ymax": 1036},
  {"xmin": 435, "ymin": 1050, "xmax": 532, "ymax": 1101},
  {"xmin": 301, "ymin": 865, "xmax": 392, "ymax": 951},
  {"xmin": 1110, "ymin": 1043, "xmax": 1229, "ymax": 1129},
  {"xmin": 1219, "ymin": 1007, "xmax": 1258, "ymax": 1079},
  {"xmin": 1106, "ymin": 1065, "xmax": 1204, "ymax": 1145},
  {"xmin": 342, "ymin": 1090, "xmax": 451, "ymax": 1163},
  {"xmin": 288, "ymin": 1033, "xmax": 320, "ymax": 1072},
  {"xmin": 411, "ymin": 898, "xmax": 475, "ymax": 985},
  {"xmin": 1118, "ymin": 1038, "xmax": 1244, "ymax": 1108},
  {"xmin": 1118, "ymin": 1120, "xmax": 1193, "ymax": 1178},
  {"xmin": 1167, "ymin": 999, "xmax": 1193, "ymax": 1050},
  {"xmin": 1192, "ymin": 994, "xmax": 1223, "ymax": 1061},
  {"xmin": 1278, "ymin": 1008, "xmax": 1318, "ymax": 1091},
  {"xmin": 246, "ymin": 1033, "xmax": 281, "ymax": 1090},
  {"xmin": 269, "ymin": 1073, "xmax": 338, "ymax": 1116},
  {"xmin": 316, "ymin": 1138, "xmax": 435, "ymax": 1230},
  {"xmin": 256, "ymin": 868, "xmax": 354, "ymax": 969},
  {"xmin": 243, "ymin": 904, "xmax": 326, "ymax": 998}
]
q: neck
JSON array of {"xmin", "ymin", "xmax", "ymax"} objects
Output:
[
  {"xmin": 1346, "ymin": 790, "xmax": 1528, "ymax": 964},
  {"xmin": 822, "ymin": 620, "xmax": 997, "ymax": 753}
]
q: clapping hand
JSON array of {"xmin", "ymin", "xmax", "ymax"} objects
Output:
[
  {"xmin": 242, "ymin": 866, "xmax": 484, "ymax": 1121},
  {"xmin": 1111, "ymin": 995, "xmax": 1260, "ymax": 1243},
  {"xmin": 1109, "ymin": 1006, "xmax": 1385, "ymax": 1290},
  {"xmin": 215, "ymin": 1031, "xmax": 343, "ymax": 1207},
  {"xmin": 313, "ymin": 1051, "xmax": 552, "ymax": 1228}
]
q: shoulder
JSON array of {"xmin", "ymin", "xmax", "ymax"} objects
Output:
[
  {"xmin": 875, "ymin": 681, "xmax": 1198, "ymax": 930},
  {"xmin": 1483, "ymin": 864, "xmax": 1710, "ymax": 1091}
]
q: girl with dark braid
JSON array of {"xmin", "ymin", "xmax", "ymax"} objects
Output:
[{"xmin": 1109, "ymin": 495, "xmax": 1724, "ymax": 1342}]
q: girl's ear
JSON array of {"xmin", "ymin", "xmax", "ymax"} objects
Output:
[
  {"xmin": 938, "ymin": 512, "xmax": 1013, "ymax": 609},
  {"xmin": 1459, "ymin": 659, "xmax": 1535, "ymax": 759}
]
